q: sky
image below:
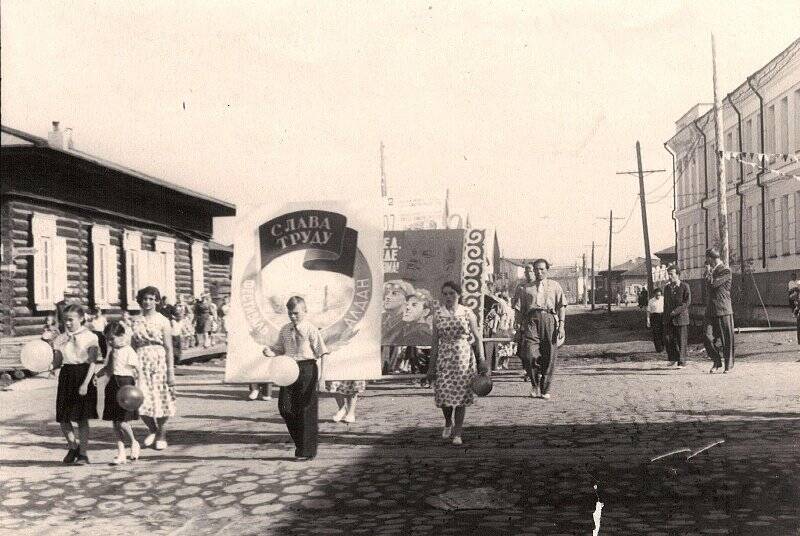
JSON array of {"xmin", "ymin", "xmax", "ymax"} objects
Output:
[{"xmin": 2, "ymin": 1, "xmax": 799, "ymax": 268}]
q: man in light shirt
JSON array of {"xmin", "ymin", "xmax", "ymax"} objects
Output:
[
  {"xmin": 512, "ymin": 259, "xmax": 566, "ymax": 400},
  {"xmin": 646, "ymin": 287, "xmax": 665, "ymax": 353}
]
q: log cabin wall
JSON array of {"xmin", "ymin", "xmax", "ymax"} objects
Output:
[{"xmin": 1, "ymin": 196, "xmax": 210, "ymax": 338}]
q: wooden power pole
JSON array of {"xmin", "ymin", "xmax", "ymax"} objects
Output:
[
  {"xmin": 597, "ymin": 212, "xmax": 624, "ymax": 313},
  {"xmin": 590, "ymin": 242, "xmax": 596, "ymax": 311},
  {"xmin": 616, "ymin": 144, "xmax": 665, "ymax": 297},
  {"xmin": 582, "ymin": 252, "xmax": 587, "ymax": 306},
  {"xmin": 712, "ymin": 33, "xmax": 729, "ymax": 264}
]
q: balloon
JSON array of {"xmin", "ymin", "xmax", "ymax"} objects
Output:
[
  {"xmin": 556, "ymin": 331, "xmax": 566, "ymax": 348},
  {"xmin": 116, "ymin": 385, "xmax": 144, "ymax": 411},
  {"xmin": 270, "ymin": 355, "xmax": 300, "ymax": 387},
  {"xmin": 471, "ymin": 373, "xmax": 493, "ymax": 397},
  {"xmin": 20, "ymin": 340, "xmax": 55, "ymax": 372}
]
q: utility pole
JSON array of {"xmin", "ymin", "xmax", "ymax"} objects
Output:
[
  {"xmin": 712, "ymin": 33, "xmax": 729, "ymax": 264},
  {"xmin": 597, "ymin": 213, "xmax": 624, "ymax": 312},
  {"xmin": 380, "ymin": 141, "xmax": 387, "ymax": 198},
  {"xmin": 581, "ymin": 253, "xmax": 587, "ymax": 306},
  {"xmin": 616, "ymin": 144, "xmax": 665, "ymax": 297},
  {"xmin": 590, "ymin": 242, "xmax": 596, "ymax": 311}
]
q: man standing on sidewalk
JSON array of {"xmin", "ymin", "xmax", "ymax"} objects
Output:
[
  {"xmin": 512, "ymin": 259, "xmax": 566, "ymax": 400},
  {"xmin": 704, "ymin": 248, "xmax": 734, "ymax": 374},
  {"xmin": 663, "ymin": 265, "xmax": 690, "ymax": 368}
]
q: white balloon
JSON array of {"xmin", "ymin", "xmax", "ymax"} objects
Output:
[
  {"xmin": 270, "ymin": 355, "xmax": 300, "ymax": 387},
  {"xmin": 20, "ymin": 340, "xmax": 54, "ymax": 372}
]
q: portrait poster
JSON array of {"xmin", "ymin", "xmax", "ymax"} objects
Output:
[
  {"xmin": 382, "ymin": 229, "xmax": 466, "ymax": 346},
  {"xmin": 225, "ymin": 200, "xmax": 383, "ymax": 383}
]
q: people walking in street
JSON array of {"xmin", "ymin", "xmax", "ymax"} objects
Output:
[
  {"xmin": 53, "ymin": 304, "xmax": 101, "ymax": 465},
  {"xmin": 703, "ymin": 248, "xmax": 734, "ymax": 374},
  {"xmin": 96, "ymin": 322, "xmax": 141, "ymax": 465},
  {"xmin": 512, "ymin": 260, "xmax": 566, "ymax": 399},
  {"xmin": 646, "ymin": 288, "xmax": 665, "ymax": 353},
  {"xmin": 326, "ymin": 380, "xmax": 366, "ymax": 423},
  {"xmin": 247, "ymin": 382, "xmax": 274, "ymax": 401},
  {"xmin": 663, "ymin": 265, "xmax": 690, "ymax": 368},
  {"xmin": 132, "ymin": 286, "xmax": 176, "ymax": 451},
  {"xmin": 194, "ymin": 294, "xmax": 214, "ymax": 348},
  {"xmin": 262, "ymin": 296, "xmax": 329, "ymax": 461},
  {"xmin": 219, "ymin": 296, "xmax": 231, "ymax": 334},
  {"xmin": 426, "ymin": 281, "xmax": 488, "ymax": 446},
  {"xmin": 493, "ymin": 293, "xmax": 515, "ymax": 370}
]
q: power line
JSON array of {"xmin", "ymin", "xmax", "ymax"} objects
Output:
[{"xmin": 612, "ymin": 197, "xmax": 638, "ymax": 234}]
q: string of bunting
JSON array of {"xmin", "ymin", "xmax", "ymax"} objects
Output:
[{"xmin": 718, "ymin": 150, "xmax": 800, "ymax": 182}]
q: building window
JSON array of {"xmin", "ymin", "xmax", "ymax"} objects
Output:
[
  {"xmin": 31, "ymin": 213, "xmax": 67, "ymax": 310},
  {"xmin": 794, "ymin": 90, "xmax": 800, "ymax": 151},
  {"xmin": 781, "ymin": 194, "xmax": 790, "ymax": 255},
  {"xmin": 123, "ymin": 230, "xmax": 142, "ymax": 310},
  {"xmin": 796, "ymin": 191, "xmax": 800, "ymax": 253},
  {"xmin": 91, "ymin": 225, "xmax": 119, "ymax": 306},
  {"xmin": 756, "ymin": 204, "xmax": 763, "ymax": 260},
  {"xmin": 154, "ymin": 237, "xmax": 176, "ymax": 302},
  {"xmin": 779, "ymin": 96, "xmax": 789, "ymax": 155},
  {"xmin": 192, "ymin": 241, "xmax": 205, "ymax": 298},
  {"xmin": 743, "ymin": 206, "xmax": 752, "ymax": 260},
  {"xmin": 725, "ymin": 131, "xmax": 734, "ymax": 184},
  {"xmin": 768, "ymin": 198, "xmax": 777, "ymax": 257},
  {"xmin": 766, "ymin": 105, "xmax": 776, "ymax": 154}
]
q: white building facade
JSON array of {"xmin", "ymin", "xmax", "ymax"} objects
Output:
[{"xmin": 665, "ymin": 38, "xmax": 800, "ymax": 317}]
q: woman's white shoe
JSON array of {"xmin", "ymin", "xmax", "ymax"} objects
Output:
[
  {"xmin": 442, "ymin": 426, "xmax": 452, "ymax": 439},
  {"xmin": 343, "ymin": 414, "xmax": 356, "ymax": 424},
  {"xmin": 154, "ymin": 440, "xmax": 168, "ymax": 451},
  {"xmin": 130, "ymin": 441, "xmax": 140, "ymax": 460},
  {"xmin": 143, "ymin": 434, "xmax": 156, "ymax": 448},
  {"xmin": 111, "ymin": 451, "xmax": 128, "ymax": 465},
  {"xmin": 451, "ymin": 436, "xmax": 463, "ymax": 446},
  {"xmin": 332, "ymin": 407, "xmax": 347, "ymax": 423}
]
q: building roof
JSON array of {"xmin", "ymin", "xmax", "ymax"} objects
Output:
[
  {"xmin": 666, "ymin": 36, "xmax": 800, "ymax": 149},
  {"xmin": 655, "ymin": 245, "xmax": 676, "ymax": 256},
  {"xmin": 209, "ymin": 241, "xmax": 233, "ymax": 253},
  {"xmin": 1, "ymin": 124, "xmax": 235, "ymax": 213}
]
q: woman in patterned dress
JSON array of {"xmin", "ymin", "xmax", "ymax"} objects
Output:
[
  {"xmin": 426, "ymin": 281, "xmax": 488, "ymax": 446},
  {"xmin": 325, "ymin": 379, "xmax": 366, "ymax": 423},
  {"xmin": 132, "ymin": 286, "xmax": 176, "ymax": 451}
]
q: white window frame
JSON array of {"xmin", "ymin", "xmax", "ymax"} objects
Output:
[
  {"xmin": 124, "ymin": 230, "xmax": 142, "ymax": 310},
  {"xmin": 154, "ymin": 236, "xmax": 176, "ymax": 302},
  {"xmin": 31, "ymin": 213, "xmax": 67, "ymax": 310},
  {"xmin": 91, "ymin": 225, "xmax": 119, "ymax": 306},
  {"xmin": 191, "ymin": 241, "xmax": 205, "ymax": 298}
]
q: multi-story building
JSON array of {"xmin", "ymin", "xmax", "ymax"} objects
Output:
[{"xmin": 665, "ymin": 38, "xmax": 800, "ymax": 322}]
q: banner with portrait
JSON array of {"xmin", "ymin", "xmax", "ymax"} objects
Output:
[
  {"xmin": 225, "ymin": 200, "xmax": 384, "ymax": 383},
  {"xmin": 382, "ymin": 229, "xmax": 467, "ymax": 346}
]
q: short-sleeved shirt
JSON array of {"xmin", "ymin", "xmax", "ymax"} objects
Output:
[
  {"xmin": 54, "ymin": 327, "xmax": 100, "ymax": 365},
  {"xmin": 271, "ymin": 320, "xmax": 329, "ymax": 362},
  {"xmin": 110, "ymin": 345, "xmax": 140, "ymax": 376},
  {"xmin": 647, "ymin": 296, "xmax": 664, "ymax": 314},
  {"xmin": 513, "ymin": 279, "xmax": 565, "ymax": 315}
]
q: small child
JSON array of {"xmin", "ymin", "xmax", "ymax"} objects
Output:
[
  {"xmin": 53, "ymin": 304, "xmax": 100, "ymax": 465},
  {"xmin": 96, "ymin": 322, "xmax": 141, "ymax": 465},
  {"xmin": 41, "ymin": 313, "xmax": 61, "ymax": 344},
  {"xmin": 247, "ymin": 382, "xmax": 274, "ymax": 401}
]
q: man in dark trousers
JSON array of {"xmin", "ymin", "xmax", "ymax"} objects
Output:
[
  {"xmin": 703, "ymin": 248, "xmax": 734, "ymax": 373},
  {"xmin": 663, "ymin": 265, "xmax": 690, "ymax": 368},
  {"xmin": 513, "ymin": 259, "xmax": 566, "ymax": 400}
]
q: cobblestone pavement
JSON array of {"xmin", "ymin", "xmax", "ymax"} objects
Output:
[{"xmin": 1, "ymin": 336, "xmax": 799, "ymax": 535}]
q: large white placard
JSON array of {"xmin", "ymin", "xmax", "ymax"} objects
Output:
[{"xmin": 225, "ymin": 200, "xmax": 383, "ymax": 383}]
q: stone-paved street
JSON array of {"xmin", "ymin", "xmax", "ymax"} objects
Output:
[{"xmin": 1, "ymin": 327, "xmax": 799, "ymax": 535}]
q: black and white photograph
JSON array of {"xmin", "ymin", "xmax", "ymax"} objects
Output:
[{"xmin": 1, "ymin": 2, "xmax": 799, "ymax": 534}]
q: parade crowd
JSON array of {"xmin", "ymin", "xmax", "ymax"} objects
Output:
[{"xmin": 39, "ymin": 251, "xmax": 799, "ymax": 465}]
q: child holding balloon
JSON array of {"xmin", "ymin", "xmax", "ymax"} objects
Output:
[
  {"xmin": 96, "ymin": 322, "xmax": 141, "ymax": 465},
  {"xmin": 262, "ymin": 296, "xmax": 329, "ymax": 460},
  {"xmin": 52, "ymin": 304, "xmax": 100, "ymax": 465}
]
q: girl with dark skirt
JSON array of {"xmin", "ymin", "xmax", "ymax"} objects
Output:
[
  {"xmin": 96, "ymin": 322, "xmax": 141, "ymax": 465},
  {"xmin": 53, "ymin": 304, "xmax": 101, "ymax": 465}
]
